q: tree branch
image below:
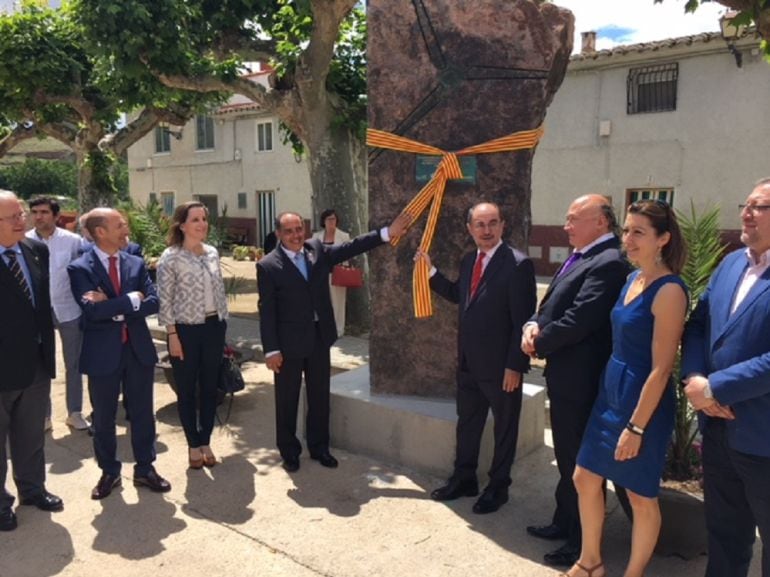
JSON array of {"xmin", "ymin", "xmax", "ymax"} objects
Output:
[{"xmin": 0, "ymin": 123, "xmax": 40, "ymax": 158}]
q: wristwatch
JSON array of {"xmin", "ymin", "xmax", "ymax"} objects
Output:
[{"xmin": 703, "ymin": 383, "xmax": 713, "ymax": 400}]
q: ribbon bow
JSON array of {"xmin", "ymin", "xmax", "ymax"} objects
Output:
[{"xmin": 366, "ymin": 125, "xmax": 544, "ymax": 318}]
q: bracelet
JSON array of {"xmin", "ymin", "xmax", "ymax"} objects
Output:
[
  {"xmin": 167, "ymin": 331, "xmax": 177, "ymax": 336},
  {"xmin": 626, "ymin": 422, "xmax": 644, "ymax": 436}
]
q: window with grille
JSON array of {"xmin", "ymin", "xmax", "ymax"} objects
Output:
[
  {"xmin": 626, "ymin": 188, "xmax": 674, "ymax": 210},
  {"xmin": 257, "ymin": 190, "xmax": 275, "ymax": 245},
  {"xmin": 237, "ymin": 192, "xmax": 247, "ymax": 209},
  {"xmin": 196, "ymin": 116, "xmax": 215, "ymax": 150},
  {"xmin": 627, "ymin": 63, "xmax": 678, "ymax": 114},
  {"xmin": 257, "ymin": 122, "xmax": 273, "ymax": 152}
]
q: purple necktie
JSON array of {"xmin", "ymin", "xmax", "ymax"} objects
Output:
[{"xmin": 558, "ymin": 251, "xmax": 582, "ymax": 277}]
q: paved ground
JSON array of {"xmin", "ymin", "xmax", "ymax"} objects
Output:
[{"xmin": 1, "ymin": 265, "xmax": 762, "ymax": 576}]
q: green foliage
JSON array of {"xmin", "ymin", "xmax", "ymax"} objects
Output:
[
  {"xmin": 0, "ymin": 158, "xmax": 77, "ymax": 199},
  {"xmin": 665, "ymin": 202, "xmax": 727, "ymax": 481},
  {"xmin": 655, "ymin": 0, "xmax": 770, "ymax": 59},
  {"xmin": 231, "ymin": 245, "xmax": 249, "ymax": 260},
  {"xmin": 119, "ymin": 199, "xmax": 170, "ymax": 259}
]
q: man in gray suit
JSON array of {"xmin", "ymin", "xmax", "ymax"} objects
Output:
[{"xmin": 0, "ymin": 190, "xmax": 62, "ymax": 531}]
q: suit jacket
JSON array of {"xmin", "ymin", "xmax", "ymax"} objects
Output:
[
  {"xmin": 430, "ymin": 244, "xmax": 536, "ymax": 380},
  {"xmin": 682, "ymin": 248, "xmax": 770, "ymax": 457},
  {"xmin": 68, "ymin": 248, "xmax": 159, "ymax": 377},
  {"xmin": 532, "ymin": 237, "xmax": 629, "ymax": 401},
  {"xmin": 257, "ymin": 230, "xmax": 384, "ymax": 359},
  {"xmin": 0, "ymin": 238, "xmax": 55, "ymax": 391}
]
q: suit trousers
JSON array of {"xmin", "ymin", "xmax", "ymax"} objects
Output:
[
  {"xmin": 89, "ymin": 342, "xmax": 156, "ymax": 477},
  {"xmin": 170, "ymin": 317, "xmax": 226, "ymax": 447},
  {"xmin": 53, "ymin": 314, "xmax": 84, "ymax": 416},
  {"xmin": 274, "ymin": 323, "xmax": 331, "ymax": 459},
  {"xmin": 453, "ymin": 369, "xmax": 523, "ymax": 490},
  {"xmin": 703, "ymin": 419, "xmax": 770, "ymax": 577},
  {"xmin": 0, "ymin": 354, "xmax": 50, "ymax": 510},
  {"xmin": 549, "ymin": 390, "xmax": 597, "ymax": 548}
]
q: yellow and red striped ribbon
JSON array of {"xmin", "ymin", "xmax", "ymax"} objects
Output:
[{"xmin": 367, "ymin": 125, "xmax": 544, "ymax": 318}]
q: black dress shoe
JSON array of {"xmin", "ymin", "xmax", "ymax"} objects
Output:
[
  {"xmin": 282, "ymin": 456, "xmax": 300, "ymax": 472},
  {"xmin": 544, "ymin": 543, "xmax": 581, "ymax": 567},
  {"xmin": 472, "ymin": 488, "xmax": 509, "ymax": 514},
  {"xmin": 526, "ymin": 523, "xmax": 569, "ymax": 541},
  {"xmin": 310, "ymin": 452, "xmax": 338, "ymax": 468},
  {"xmin": 133, "ymin": 470, "xmax": 171, "ymax": 493},
  {"xmin": 92, "ymin": 474, "xmax": 121, "ymax": 500},
  {"xmin": 0, "ymin": 509, "xmax": 17, "ymax": 531},
  {"xmin": 20, "ymin": 491, "xmax": 63, "ymax": 512},
  {"xmin": 431, "ymin": 478, "xmax": 479, "ymax": 501}
]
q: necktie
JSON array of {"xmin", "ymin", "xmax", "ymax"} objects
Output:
[
  {"xmin": 558, "ymin": 251, "xmax": 582, "ymax": 277},
  {"xmin": 108, "ymin": 255, "xmax": 128, "ymax": 343},
  {"xmin": 294, "ymin": 252, "xmax": 308, "ymax": 280},
  {"xmin": 470, "ymin": 251, "xmax": 486, "ymax": 298},
  {"xmin": 4, "ymin": 249, "xmax": 32, "ymax": 303}
]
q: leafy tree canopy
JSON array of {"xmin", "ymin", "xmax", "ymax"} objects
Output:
[{"xmin": 656, "ymin": 0, "xmax": 770, "ymax": 58}]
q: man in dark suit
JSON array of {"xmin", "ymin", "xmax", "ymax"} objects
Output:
[
  {"xmin": 416, "ymin": 202, "xmax": 536, "ymax": 514},
  {"xmin": 682, "ymin": 178, "xmax": 770, "ymax": 577},
  {"xmin": 68, "ymin": 208, "xmax": 170, "ymax": 500},
  {"xmin": 521, "ymin": 194, "xmax": 629, "ymax": 567},
  {"xmin": 0, "ymin": 190, "xmax": 63, "ymax": 531},
  {"xmin": 258, "ymin": 210, "xmax": 409, "ymax": 472}
]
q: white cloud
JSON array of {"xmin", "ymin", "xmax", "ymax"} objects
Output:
[{"xmin": 553, "ymin": 0, "xmax": 726, "ymax": 51}]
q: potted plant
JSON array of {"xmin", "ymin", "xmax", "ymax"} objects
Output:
[{"xmin": 657, "ymin": 203, "xmax": 727, "ymax": 558}]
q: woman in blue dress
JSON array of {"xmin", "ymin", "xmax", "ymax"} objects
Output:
[{"xmin": 565, "ymin": 200, "xmax": 688, "ymax": 577}]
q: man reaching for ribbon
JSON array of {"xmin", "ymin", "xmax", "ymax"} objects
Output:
[{"xmin": 415, "ymin": 202, "xmax": 536, "ymax": 514}]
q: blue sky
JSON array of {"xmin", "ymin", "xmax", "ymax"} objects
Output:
[{"xmin": 555, "ymin": 0, "xmax": 726, "ymax": 51}]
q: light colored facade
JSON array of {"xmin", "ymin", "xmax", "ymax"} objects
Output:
[
  {"xmin": 127, "ymin": 71, "xmax": 313, "ymax": 246},
  {"xmin": 530, "ymin": 31, "xmax": 769, "ymax": 274}
]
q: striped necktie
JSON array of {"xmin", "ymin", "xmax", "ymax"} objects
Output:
[{"xmin": 4, "ymin": 249, "xmax": 33, "ymax": 303}]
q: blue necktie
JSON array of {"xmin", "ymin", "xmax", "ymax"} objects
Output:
[
  {"xmin": 294, "ymin": 252, "xmax": 308, "ymax": 280},
  {"xmin": 4, "ymin": 249, "xmax": 33, "ymax": 303}
]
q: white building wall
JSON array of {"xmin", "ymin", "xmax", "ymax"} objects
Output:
[{"xmin": 532, "ymin": 37, "xmax": 770, "ymax": 232}]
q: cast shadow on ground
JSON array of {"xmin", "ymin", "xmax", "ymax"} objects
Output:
[
  {"xmin": 181, "ymin": 453, "xmax": 257, "ymax": 525},
  {"xmin": 91, "ymin": 487, "xmax": 186, "ymax": 559},
  {"xmin": 0, "ymin": 516, "xmax": 73, "ymax": 577}
]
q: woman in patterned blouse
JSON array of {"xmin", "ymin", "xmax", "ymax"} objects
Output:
[{"xmin": 157, "ymin": 201, "xmax": 228, "ymax": 469}]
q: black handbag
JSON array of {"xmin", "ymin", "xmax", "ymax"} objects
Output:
[
  {"xmin": 219, "ymin": 355, "xmax": 245, "ymax": 394},
  {"xmin": 217, "ymin": 347, "xmax": 245, "ymax": 424}
]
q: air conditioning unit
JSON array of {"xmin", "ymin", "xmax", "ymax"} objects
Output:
[{"xmin": 146, "ymin": 158, "xmax": 153, "ymax": 168}]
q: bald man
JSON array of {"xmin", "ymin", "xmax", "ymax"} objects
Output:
[
  {"xmin": 522, "ymin": 195, "xmax": 630, "ymax": 567},
  {"xmin": 68, "ymin": 208, "xmax": 169, "ymax": 500}
]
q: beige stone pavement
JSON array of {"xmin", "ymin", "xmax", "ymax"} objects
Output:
[{"xmin": 0, "ymin": 261, "xmax": 761, "ymax": 577}]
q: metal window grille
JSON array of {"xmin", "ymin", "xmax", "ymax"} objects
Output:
[
  {"xmin": 626, "ymin": 188, "xmax": 674, "ymax": 209},
  {"xmin": 257, "ymin": 190, "xmax": 275, "ymax": 245},
  {"xmin": 627, "ymin": 63, "xmax": 678, "ymax": 114}
]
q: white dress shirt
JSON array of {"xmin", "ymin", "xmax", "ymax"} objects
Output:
[{"xmin": 26, "ymin": 227, "xmax": 84, "ymax": 322}]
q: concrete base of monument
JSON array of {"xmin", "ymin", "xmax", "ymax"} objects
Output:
[{"xmin": 301, "ymin": 364, "xmax": 545, "ymax": 478}]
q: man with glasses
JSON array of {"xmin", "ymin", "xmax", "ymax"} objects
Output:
[
  {"xmin": 0, "ymin": 190, "xmax": 62, "ymax": 531},
  {"xmin": 683, "ymin": 177, "xmax": 770, "ymax": 577},
  {"xmin": 521, "ymin": 194, "xmax": 629, "ymax": 567},
  {"xmin": 416, "ymin": 202, "xmax": 537, "ymax": 514}
]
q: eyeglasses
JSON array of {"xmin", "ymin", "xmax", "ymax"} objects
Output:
[
  {"xmin": 739, "ymin": 204, "xmax": 770, "ymax": 216},
  {"xmin": 0, "ymin": 211, "xmax": 27, "ymax": 223}
]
